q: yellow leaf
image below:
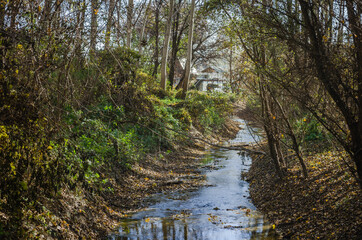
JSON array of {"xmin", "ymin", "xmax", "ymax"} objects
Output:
[
  {"xmin": 272, "ymin": 224, "xmax": 275, "ymax": 229},
  {"xmin": 10, "ymin": 162, "xmax": 16, "ymax": 175},
  {"xmin": 94, "ymin": 9, "xmax": 99, "ymax": 15},
  {"xmin": 144, "ymin": 177, "xmax": 149, "ymax": 181},
  {"xmin": 145, "ymin": 218, "xmax": 150, "ymax": 223}
]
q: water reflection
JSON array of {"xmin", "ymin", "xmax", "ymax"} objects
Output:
[
  {"xmin": 111, "ymin": 211, "xmax": 276, "ymax": 240},
  {"xmin": 109, "ymin": 119, "xmax": 278, "ymax": 240}
]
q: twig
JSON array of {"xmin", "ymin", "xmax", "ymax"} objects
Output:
[{"xmin": 161, "ymin": 125, "xmax": 266, "ymax": 154}]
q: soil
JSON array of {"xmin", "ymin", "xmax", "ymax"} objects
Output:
[
  {"xmin": 240, "ymin": 119, "xmax": 362, "ymax": 239},
  {"xmin": 24, "ymin": 110, "xmax": 241, "ymax": 239}
]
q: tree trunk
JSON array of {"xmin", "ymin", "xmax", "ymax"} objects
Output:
[
  {"xmin": 41, "ymin": 0, "xmax": 52, "ymax": 30},
  {"xmin": 337, "ymin": 0, "xmax": 345, "ymax": 44},
  {"xmin": 346, "ymin": 0, "xmax": 362, "ymax": 188},
  {"xmin": 139, "ymin": 0, "xmax": 152, "ymax": 55},
  {"xmin": 126, "ymin": 0, "xmax": 134, "ymax": 48},
  {"xmin": 298, "ymin": 0, "xmax": 362, "ymax": 187},
  {"xmin": 181, "ymin": 0, "xmax": 196, "ymax": 98},
  {"xmin": 75, "ymin": 0, "xmax": 86, "ymax": 59},
  {"xmin": 160, "ymin": 0, "xmax": 174, "ymax": 90},
  {"xmin": 90, "ymin": 0, "xmax": 98, "ymax": 53},
  {"xmin": 116, "ymin": 0, "xmax": 122, "ymax": 47},
  {"xmin": 260, "ymin": 81, "xmax": 283, "ymax": 178},
  {"xmin": 168, "ymin": 0, "xmax": 181, "ymax": 88},
  {"xmin": 273, "ymin": 95, "xmax": 308, "ymax": 178},
  {"xmin": 152, "ymin": 0, "xmax": 160, "ymax": 77},
  {"xmin": 229, "ymin": 39, "xmax": 233, "ymax": 88},
  {"xmin": 105, "ymin": 0, "xmax": 116, "ymax": 49}
]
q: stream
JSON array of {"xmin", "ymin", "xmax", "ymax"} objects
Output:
[{"xmin": 109, "ymin": 119, "xmax": 278, "ymax": 240}]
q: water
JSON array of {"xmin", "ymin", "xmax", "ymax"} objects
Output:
[{"xmin": 109, "ymin": 119, "xmax": 277, "ymax": 240}]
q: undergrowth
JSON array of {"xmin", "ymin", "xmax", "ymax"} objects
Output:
[{"xmin": 0, "ymin": 44, "xmax": 236, "ymax": 238}]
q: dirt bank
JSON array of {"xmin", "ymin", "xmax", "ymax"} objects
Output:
[{"xmin": 247, "ymin": 143, "xmax": 362, "ymax": 239}]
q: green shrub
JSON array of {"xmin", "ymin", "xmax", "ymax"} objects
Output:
[
  {"xmin": 184, "ymin": 91, "xmax": 233, "ymax": 133},
  {"xmin": 304, "ymin": 119, "xmax": 325, "ymax": 141},
  {"xmin": 62, "ymin": 102, "xmax": 144, "ymax": 184},
  {"xmin": 294, "ymin": 116, "xmax": 326, "ymax": 142}
]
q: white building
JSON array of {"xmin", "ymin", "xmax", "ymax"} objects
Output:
[{"xmin": 194, "ymin": 67, "xmax": 227, "ymax": 92}]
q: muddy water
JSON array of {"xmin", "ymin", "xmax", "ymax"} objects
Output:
[{"xmin": 109, "ymin": 119, "xmax": 277, "ymax": 240}]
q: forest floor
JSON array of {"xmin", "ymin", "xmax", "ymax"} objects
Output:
[
  {"xmin": 27, "ymin": 111, "xmax": 241, "ymax": 239},
  {"xmin": 240, "ymin": 109, "xmax": 362, "ymax": 239}
]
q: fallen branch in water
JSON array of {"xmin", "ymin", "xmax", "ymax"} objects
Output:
[{"xmin": 161, "ymin": 125, "xmax": 266, "ymax": 155}]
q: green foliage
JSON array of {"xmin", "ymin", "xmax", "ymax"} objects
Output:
[
  {"xmin": 144, "ymin": 94, "xmax": 189, "ymax": 150},
  {"xmin": 173, "ymin": 107, "xmax": 193, "ymax": 127},
  {"xmin": 0, "ymin": 29, "xmax": 235, "ymax": 238},
  {"xmin": 184, "ymin": 91, "xmax": 234, "ymax": 134},
  {"xmin": 294, "ymin": 116, "xmax": 327, "ymax": 142},
  {"xmin": 96, "ymin": 47, "xmax": 141, "ymax": 88},
  {"xmin": 61, "ymin": 100, "xmax": 144, "ymax": 187},
  {"xmin": 304, "ymin": 119, "xmax": 325, "ymax": 141}
]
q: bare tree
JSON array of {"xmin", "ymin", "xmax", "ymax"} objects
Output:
[
  {"xmin": 90, "ymin": 0, "xmax": 98, "ymax": 52},
  {"xmin": 152, "ymin": 0, "xmax": 161, "ymax": 76},
  {"xmin": 75, "ymin": 0, "xmax": 86, "ymax": 59},
  {"xmin": 181, "ymin": 0, "xmax": 196, "ymax": 97},
  {"xmin": 105, "ymin": 0, "xmax": 116, "ymax": 49},
  {"xmin": 127, "ymin": 0, "xmax": 134, "ymax": 48},
  {"xmin": 139, "ymin": 0, "xmax": 152, "ymax": 55},
  {"xmin": 160, "ymin": 0, "xmax": 174, "ymax": 89}
]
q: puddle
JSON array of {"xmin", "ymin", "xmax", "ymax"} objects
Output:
[{"xmin": 109, "ymin": 119, "xmax": 278, "ymax": 240}]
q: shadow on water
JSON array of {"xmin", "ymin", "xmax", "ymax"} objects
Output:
[{"xmin": 109, "ymin": 119, "xmax": 278, "ymax": 240}]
